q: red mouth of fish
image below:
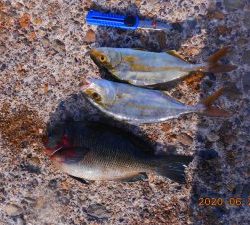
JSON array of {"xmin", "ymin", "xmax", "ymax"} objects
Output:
[
  {"xmin": 44, "ymin": 135, "xmax": 71, "ymax": 158},
  {"xmin": 44, "ymin": 145, "xmax": 63, "ymax": 157},
  {"xmin": 50, "ymin": 147, "xmax": 78, "ymax": 163}
]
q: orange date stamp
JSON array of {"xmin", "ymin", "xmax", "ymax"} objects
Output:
[{"xmin": 198, "ymin": 197, "xmax": 250, "ymax": 207}]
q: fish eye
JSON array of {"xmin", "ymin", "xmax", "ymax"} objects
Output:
[{"xmin": 99, "ymin": 55, "xmax": 106, "ymax": 62}]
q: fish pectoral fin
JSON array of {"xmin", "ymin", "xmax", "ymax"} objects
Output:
[
  {"xmin": 117, "ymin": 172, "xmax": 148, "ymax": 182},
  {"xmin": 69, "ymin": 175, "xmax": 93, "ymax": 184},
  {"xmin": 166, "ymin": 50, "xmax": 188, "ymax": 62}
]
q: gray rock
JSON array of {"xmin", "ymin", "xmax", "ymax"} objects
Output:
[
  {"xmin": 85, "ymin": 203, "xmax": 110, "ymax": 220},
  {"xmin": 41, "ymin": 38, "xmax": 50, "ymax": 48},
  {"xmin": 52, "ymin": 39, "xmax": 66, "ymax": 53},
  {"xmin": 207, "ymin": 132, "xmax": 220, "ymax": 142}
]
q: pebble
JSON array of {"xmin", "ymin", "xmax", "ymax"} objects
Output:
[
  {"xmin": 4, "ymin": 204, "xmax": 23, "ymax": 216},
  {"xmin": 20, "ymin": 163, "xmax": 41, "ymax": 174},
  {"xmin": 48, "ymin": 179, "xmax": 58, "ymax": 189},
  {"xmin": 35, "ymin": 197, "xmax": 46, "ymax": 209},
  {"xmin": 207, "ymin": 132, "xmax": 220, "ymax": 142},
  {"xmin": 0, "ymin": 45, "xmax": 6, "ymax": 55},
  {"xmin": 85, "ymin": 203, "xmax": 110, "ymax": 220},
  {"xmin": 177, "ymin": 133, "xmax": 193, "ymax": 146},
  {"xmin": 29, "ymin": 156, "xmax": 40, "ymax": 165},
  {"xmin": 41, "ymin": 38, "xmax": 50, "ymax": 48},
  {"xmin": 52, "ymin": 39, "xmax": 66, "ymax": 53},
  {"xmin": 0, "ymin": 63, "xmax": 7, "ymax": 71},
  {"xmin": 84, "ymin": 29, "xmax": 96, "ymax": 43}
]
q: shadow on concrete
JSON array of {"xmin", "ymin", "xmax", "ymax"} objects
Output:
[{"xmin": 47, "ymin": 92, "xmax": 178, "ymax": 153}]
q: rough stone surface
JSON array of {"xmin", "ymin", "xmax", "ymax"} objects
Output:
[
  {"xmin": 223, "ymin": 0, "xmax": 246, "ymax": 11},
  {"xmin": 242, "ymin": 50, "xmax": 250, "ymax": 65},
  {"xmin": 242, "ymin": 72, "xmax": 250, "ymax": 94},
  {"xmin": 0, "ymin": 0, "xmax": 249, "ymax": 225},
  {"xmin": 3, "ymin": 204, "xmax": 23, "ymax": 217}
]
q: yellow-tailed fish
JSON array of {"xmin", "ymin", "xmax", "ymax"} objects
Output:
[
  {"xmin": 82, "ymin": 78, "xmax": 229, "ymax": 124},
  {"xmin": 45, "ymin": 122, "xmax": 193, "ymax": 183},
  {"xmin": 89, "ymin": 47, "xmax": 237, "ymax": 86}
]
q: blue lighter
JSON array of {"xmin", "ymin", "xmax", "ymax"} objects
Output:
[{"xmin": 86, "ymin": 10, "xmax": 172, "ymax": 31}]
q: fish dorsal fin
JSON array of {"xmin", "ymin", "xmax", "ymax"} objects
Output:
[{"xmin": 166, "ymin": 50, "xmax": 188, "ymax": 62}]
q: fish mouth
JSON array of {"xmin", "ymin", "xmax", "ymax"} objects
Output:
[
  {"xmin": 88, "ymin": 49, "xmax": 98, "ymax": 58},
  {"xmin": 88, "ymin": 49, "xmax": 102, "ymax": 62},
  {"xmin": 80, "ymin": 79, "xmax": 99, "ymax": 96},
  {"xmin": 81, "ymin": 78, "xmax": 91, "ymax": 91},
  {"xmin": 44, "ymin": 134, "xmax": 71, "ymax": 157},
  {"xmin": 46, "ymin": 146, "xmax": 63, "ymax": 157}
]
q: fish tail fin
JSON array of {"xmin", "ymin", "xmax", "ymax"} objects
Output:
[
  {"xmin": 155, "ymin": 155, "xmax": 193, "ymax": 184},
  {"xmin": 198, "ymin": 87, "xmax": 231, "ymax": 117},
  {"xmin": 200, "ymin": 47, "xmax": 237, "ymax": 73}
]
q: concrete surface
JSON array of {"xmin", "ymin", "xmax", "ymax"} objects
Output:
[{"xmin": 0, "ymin": 0, "xmax": 249, "ymax": 224}]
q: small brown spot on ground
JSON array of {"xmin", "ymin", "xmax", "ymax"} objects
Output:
[
  {"xmin": 0, "ymin": 103, "xmax": 45, "ymax": 151},
  {"xmin": 0, "ymin": 11, "xmax": 14, "ymax": 30},
  {"xmin": 28, "ymin": 31, "xmax": 36, "ymax": 42},
  {"xmin": 216, "ymin": 25, "xmax": 232, "ymax": 35},
  {"xmin": 33, "ymin": 17, "xmax": 42, "ymax": 25},
  {"xmin": 19, "ymin": 13, "xmax": 31, "ymax": 29},
  {"xmin": 161, "ymin": 123, "xmax": 172, "ymax": 133},
  {"xmin": 84, "ymin": 29, "xmax": 96, "ymax": 43},
  {"xmin": 183, "ymin": 72, "xmax": 204, "ymax": 91},
  {"xmin": 207, "ymin": 11, "xmax": 225, "ymax": 20}
]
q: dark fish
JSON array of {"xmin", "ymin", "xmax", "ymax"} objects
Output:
[{"xmin": 44, "ymin": 122, "xmax": 193, "ymax": 183}]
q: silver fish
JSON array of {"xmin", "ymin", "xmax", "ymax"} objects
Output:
[
  {"xmin": 45, "ymin": 122, "xmax": 193, "ymax": 183},
  {"xmin": 82, "ymin": 79, "xmax": 228, "ymax": 124},
  {"xmin": 89, "ymin": 47, "xmax": 237, "ymax": 86}
]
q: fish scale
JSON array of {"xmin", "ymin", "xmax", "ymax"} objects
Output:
[
  {"xmin": 47, "ymin": 122, "xmax": 193, "ymax": 182},
  {"xmin": 89, "ymin": 47, "xmax": 237, "ymax": 86},
  {"xmin": 83, "ymin": 79, "xmax": 229, "ymax": 124},
  {"xmin": 83, "ymin": 79, "xmax": 199, "ymax": 124}
]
